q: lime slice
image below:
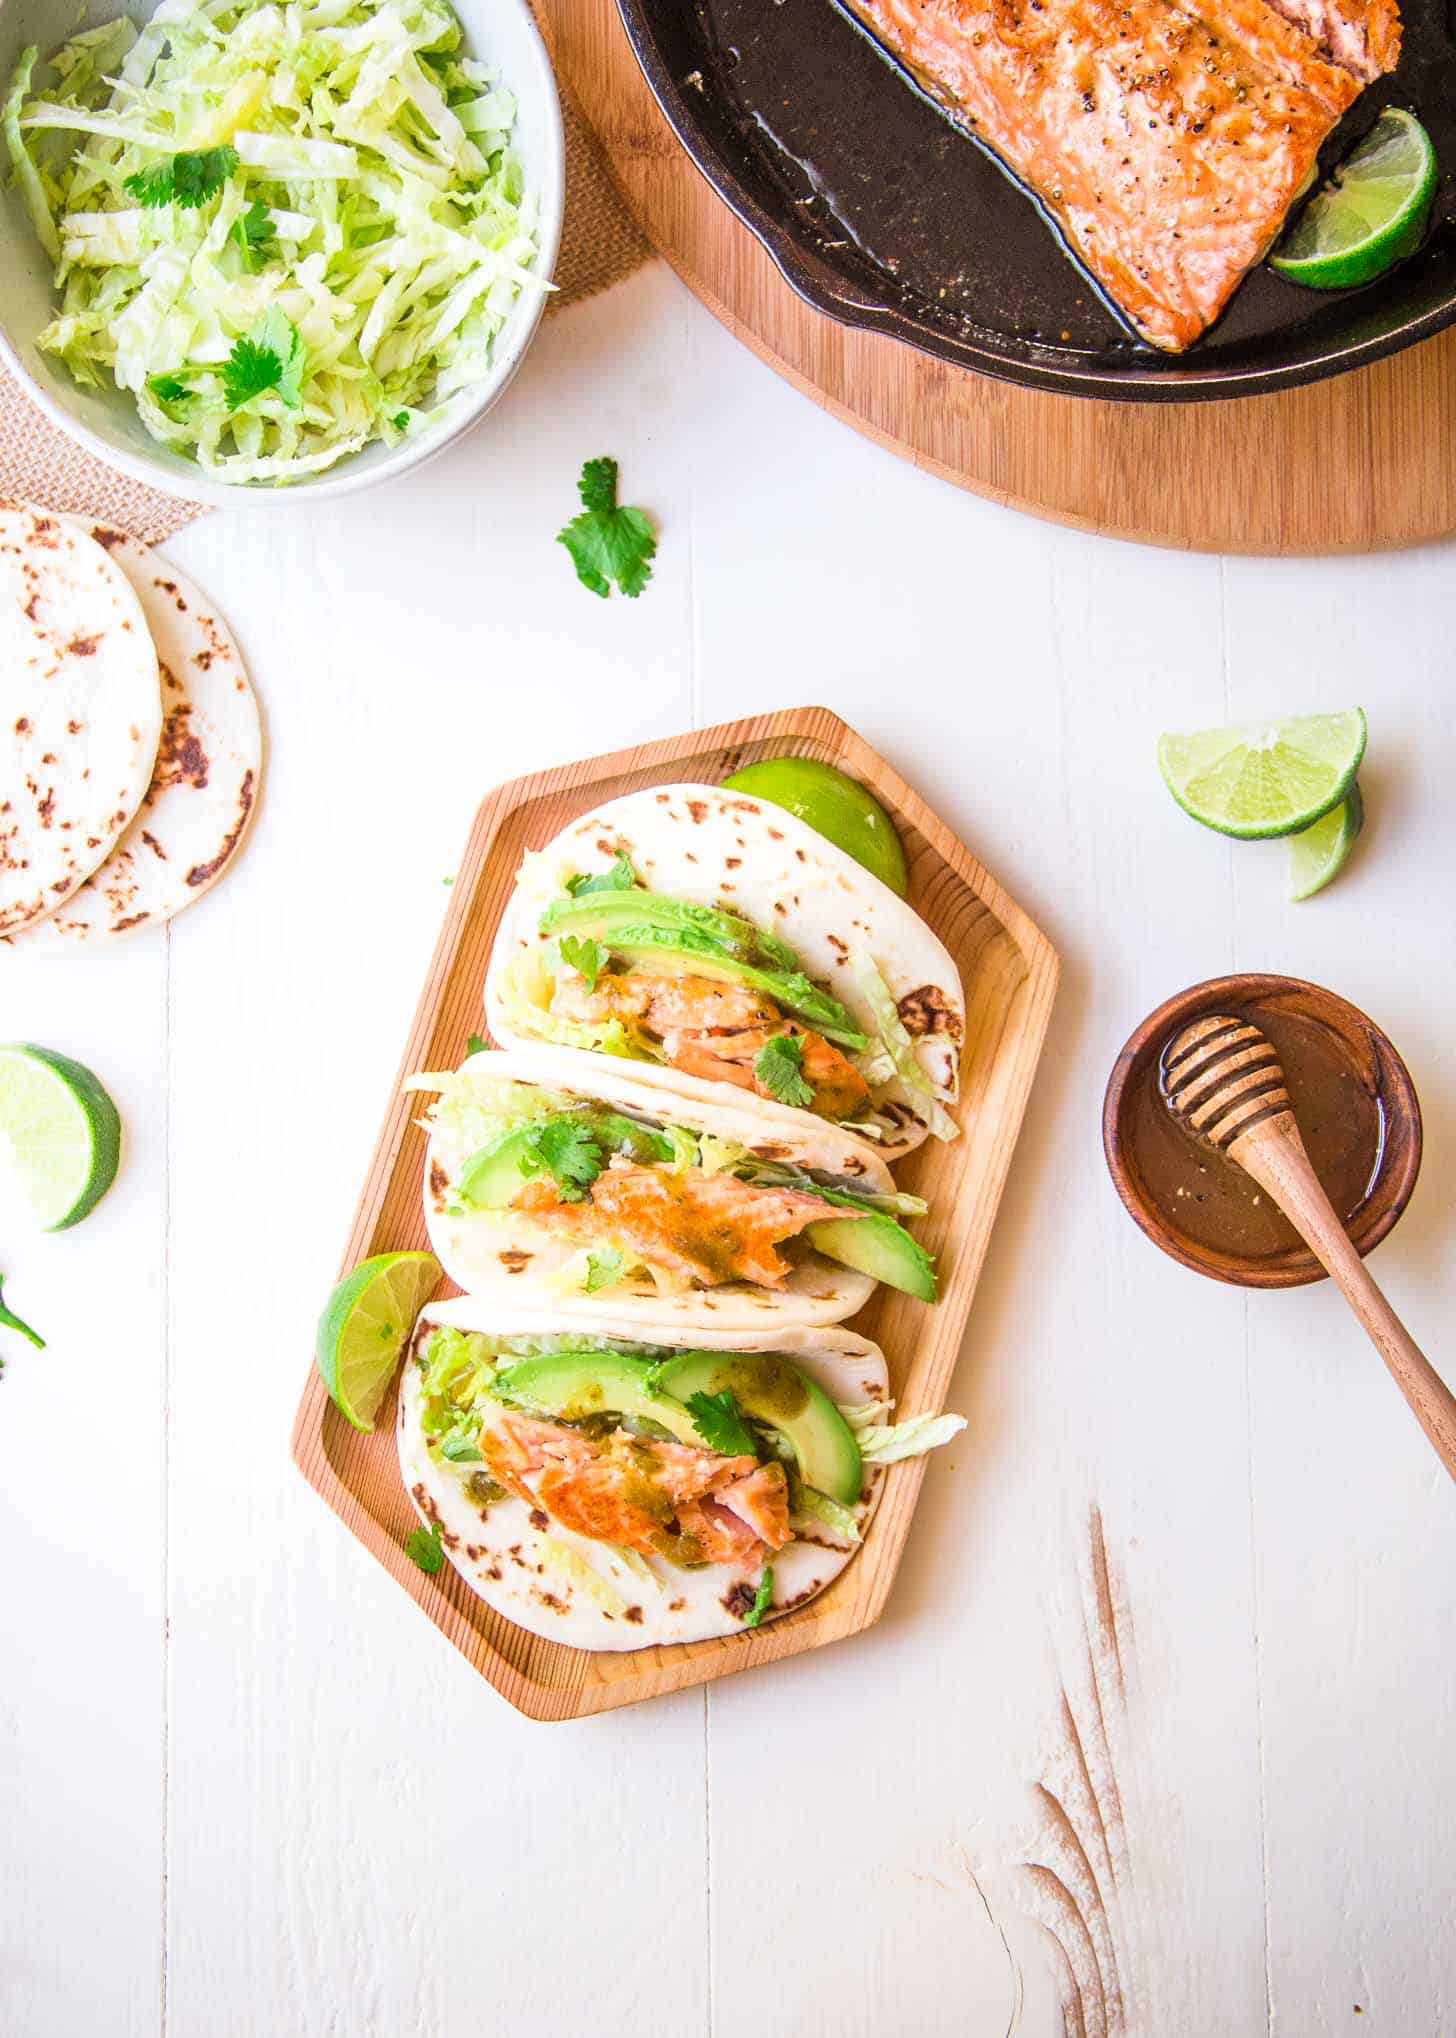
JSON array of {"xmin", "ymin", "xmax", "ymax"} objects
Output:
[
  {"xmin": 316, "ymin": 1250, "xmax": 441, "ymax": 1431},
  {"xmin": 0, "ymin": 1044, "xmax": 121, "ymax": 1230},
  {"xmin": 721, "ymin": 757, "xmax": 909, "ymax": 895},
  {"xmin": 1271, "ymin": 109, "xmax": 1436, "ymax": 290},
  {"xmin": 1157, "ymin": 709, "xmax": 1366, "ymax": 839},
  {"xmin": 1288, "ymin": 782, "xmax": 1364, "ymax": 900}
]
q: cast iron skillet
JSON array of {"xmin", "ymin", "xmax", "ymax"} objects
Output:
[{"xmin": 614, "ymin": 0, "xmax": 1456, "ymax": 399}]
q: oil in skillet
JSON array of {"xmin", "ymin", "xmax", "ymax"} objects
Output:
[{"xmin": 1123, "ymin": 1006, "xmax": 1387, "ymax": 1261}]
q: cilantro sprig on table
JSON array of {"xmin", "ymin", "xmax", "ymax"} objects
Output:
[
  {"xmin": 0, "ymin": 1272, "xmax": 44, "ymax": 1375},
  {"xmin": 754, "ymin": 1033, "xmax": 815, "ymax": 1110},
  {"xmin": 557, "ymin": 457, "xmax": 656, "ymax": 599},
  {"xmin": 124, "ymin": 145, "xmax": 238, "ymax": 209}
]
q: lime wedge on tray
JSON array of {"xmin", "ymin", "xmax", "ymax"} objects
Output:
[
  {"xmin": 1157, "ymin": 709, "xmax": 1366, "ymax": 839},
  {"xmin": 316, "ymin": 1250, "xmax": 441, "ymax": 1431},
  {"xmin": 1288, "ymin": 783, "xmax": 1364, "ymax": 900},
  {"xmin": 722, "ymin": 756, "xmax": 909, "ymax": 896},
  {"xmin": 1271, "ymin": 109, "xmax": 1436, "ymax": 290},
  {"xmin": 0, "ymin": 1043, "xmax": 121, "ymax": 1229}
]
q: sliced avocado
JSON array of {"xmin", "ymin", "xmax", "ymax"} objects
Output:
[
  {"xmin": 491, "ymin": 1348, "xmax": 704, "ymax": 1447},
  {"xmin": 454, "ymin": 1125, "xmax": 537, "ymax": 1208},
  {"xmin": 650, "ymin": 1350, "xmax": 863, "ymax": 1504},
  {"xmin": 540, "ymin": 891, "xmax": 866, "ymax": 1050},
  {"xmin": 807, "ymin": 1212, "xmax": 937, "ymax": 1303}
]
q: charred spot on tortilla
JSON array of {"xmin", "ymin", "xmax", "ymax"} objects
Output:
[
  {"xmin": 898, "ymin": 984, "xmax": 963, "ymax": 1041},
  {"xmin": 184, "ymin": 769, "xmax": 255, "ymax": 888},
  {"xmin": 499, "ymin": 1248, "xmax": 533, "ymax": 1272},
  {"xmin": 668, "ymin": 1597, "xmax": 686, "ymax": 1612},
  {"xmin": 624, "ymin": 1605, "xmax": 645, "ymax": 1624},
  {"xmin": 725, "ymin": 856, "xmax": 742, "ymax": 869},
  {"xmin": 722, "ymin": 1580, "xmax": 759, "ymax": 1620},
  {"xmin": 141, "ymin": 831, "xmax": 166, "ymax": 860},
  {"xmin": 92, "ymin": 526, "xmax": 126, "ymax": 551},
  {"xmin": 428, "ymin": 1160, "xmax": 449, "ymax": 1204},
  {"xmin": 14, "ymin": 719, "xmax": 30, "ymax": 734},
  {"xmin": 827, "ymin": 933, "xmax": 848, "ymax": 956},
  {"xmin": 686, "ymin": 798, "xmax": 709, "ymax": 824},
  {"xmin": 528, "ymin": 1507, "xmax": 549, "ymax": 1531},
  {"xmin": 67, "ymin": 634, "xmax": 102, "ymax": 657},
  {"xmin": 153, "ymin": 704, "xmax": 210, "ymax": 792},
  {"xmin": 655, "ymin": 791, "xmax": 671, "ymax": 803},
  {"xmin": 537, "ymin": 1590, "xmax": 569, "ymax": 1613}
]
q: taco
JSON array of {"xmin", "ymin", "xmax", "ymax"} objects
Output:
[
  {"xmin": 398, "ymin": 1301, "xmax": 964, "ymax": 1651},
  {"xmin": 410, "ymin": 1042, "xmax": 938, "ymax": 1328},
  {"xmin": 484, "ymin": 783, "xmax": 963, "ymax": 1156}
]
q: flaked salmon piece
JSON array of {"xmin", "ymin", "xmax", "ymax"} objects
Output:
[
  {"xmin": 513, "ymin": 1160, "xmax": 858, "ymax": 1288},
  {"xmin": 480, "ymin": 1413, "xmax": 792, "ymax": 1565},
  {"xmin": 553, "ymin": 969, "xmax": 871, "ymax": 1119},
  {"xmin": 1260, "ymin": 0, "xmax": 1400, "ymax": 79},
  {"xmin": 840, "ymin": 0, "xmax": 1374, "ymax": 350}
]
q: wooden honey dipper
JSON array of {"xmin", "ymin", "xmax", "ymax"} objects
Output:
[{"xmin": 1163, "ymin": 1013, "xmax": 1456, "ymax": 1480}]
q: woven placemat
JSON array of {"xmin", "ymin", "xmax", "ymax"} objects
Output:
[{"xmin": 0, "ymin": 93, "xmax": 649, "ymax": 543}]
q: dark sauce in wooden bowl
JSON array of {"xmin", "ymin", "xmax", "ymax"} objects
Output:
[
  {"xmin": 1103, "ymin": 976, "xmax": 1422, "ymax": 1289},
  {"xmin": 1125, "ymin": 1007, "xmax": 1386, "ymax": 1262}
]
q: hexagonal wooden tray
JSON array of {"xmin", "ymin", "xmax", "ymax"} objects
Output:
[{"xmin": 290, "ymin": 706, "xmax": 1058, "ymax": 1719}]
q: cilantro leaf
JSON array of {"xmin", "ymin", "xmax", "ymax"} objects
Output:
[
  {"xmin": 222, "ymin": 307, "xmax": 305, "ymax": 411},
  {"xmin": 583, "ymin": 1245, "xmax": 627, "ymax": 1293},
  {"xmin": 557, "ymin": 933, "xmax": 603, "ymax": 990},
  {"xmin": 229, "ymin": 197, "xmax": 277, "ymax": 274},
  {"xmin": 743, "ymin": 1565, "xmax": 774, "ymax": 1628},
  {"xmin": 439, "ymin": 1433, "xmax": 483, "ymax": 1464},
  {"xmin": 686, "ymin": 1388, "xmax": 760, "ymax": 1460},
  {"xmin": 564, "ymin": 852, "xmax": 637, "ymax": 899},
  {"xmin": 465, "ymin": 1033, "xmax": 490, "ymax": 1057},
  {"xmin": 404, "ymin": 1518, "xmax": 445, "ymax": 1573},
  {"xmin": 557, "ymin": 457, "xmax": 656, "ymax": 599},
  {"xmin": 0, "ymin": 1274, "xmax": 44, "ymax": 1352},
  {"xmin": 754, "ymin": 1033, "xmax": 815, "ymax": 1111},
  {"xmin": 124, "ymin": 145, "xmax": 238, "ymax": 209},
  {"xmin": 148, "ymin": 374, "xmax": 192, "ymax": 405},
  {"xmin": 519, "ymin": 1117, "xmax": 603, "ymax": 1201},
  {"xmin": 391, "ymin": 411, "xmax": 410, "ymax": 431}
]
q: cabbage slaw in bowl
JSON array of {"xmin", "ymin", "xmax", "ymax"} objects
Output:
[{"xmin": 3, "ymin": 0, "xmax": 549, "ymax": 485}]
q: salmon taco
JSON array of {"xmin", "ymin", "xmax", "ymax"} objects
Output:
[
  {"xmin": 484, "ymin": 783, "xmax": 963, "ymax": 1157},
  {"xmin": 409, "ymin": 1042, "xmax": 937, "ymax": 1328},
  {"xmin": 398, "ymin": 1302, "xmax": 965, "ymax": 1650}
]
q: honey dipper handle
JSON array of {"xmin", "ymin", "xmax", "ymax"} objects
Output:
[{"xmin": 1233, "ymin": 1118, "xmax": 1456, "ymax": 1482}]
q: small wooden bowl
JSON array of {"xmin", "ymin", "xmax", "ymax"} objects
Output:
[{"xmin": 1103, "ymin": 974, "xmax": 1423, "ymax": 1289}]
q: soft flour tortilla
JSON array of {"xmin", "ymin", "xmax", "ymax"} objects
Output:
[
  {"xmin": 29, "ymin": 526, "xmax": 261, "ymax": 943},
  {"xmin": 485, "ymin": 781, "xmax": 965, "ymax": 1156},
  {"xmin": 399, "ymin": 1301, "xmax": 890, "ymax": 1651},
  {"xmin": 421, "ymin": 1041, "xmax": 897, "ymax": 1329},
  {"xmin": 0, "ymin": 502, "xmax": 161, "ymax": 934}
]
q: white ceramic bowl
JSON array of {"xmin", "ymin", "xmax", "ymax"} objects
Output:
[{"xmin": 0, "ymin": 0, "xmax": 564, "ymax": 502}]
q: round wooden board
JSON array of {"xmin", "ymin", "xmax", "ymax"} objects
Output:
[{"xmin": 539, "ymin": 0, "xmax": 1456, "ymax": 554}]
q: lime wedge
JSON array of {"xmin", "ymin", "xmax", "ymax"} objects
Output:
[
  {"xmin": 1288, "ymin": 782, "xmax": 1364, "ymax": 900},
  {"xmin": 0, "ymin": 1044, "xmax": 121, "ymax": 1230},
  {"xmin": 1271, "ymin": 109, "xmax": 1436, "ymax": 290},
  {"xmin": 316, "ymin": 1250, "xmax": 441, "ymax": 1431},
  {"xmin": 1157, "ymin": 709, "xmax": 1366, "ymax": 839},
  {"xmin": 721, "ymin": 757, "xmax": 909, "ymax": 895}
]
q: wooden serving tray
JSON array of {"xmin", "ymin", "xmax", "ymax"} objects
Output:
[
  {"xmin": 290, "ymin": 707, "xmax": 1058, "ymax": 1719},
  {"xmin": 537, "ymin": 0, "xmax": 1456, "ymax": 555}
]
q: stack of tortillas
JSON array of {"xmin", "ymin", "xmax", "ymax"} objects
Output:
[{"xmin": 1, "ymin": 500, "xmax": 261, "ymax": 945}]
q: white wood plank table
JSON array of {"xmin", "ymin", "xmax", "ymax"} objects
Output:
[{"xmin": 2, "ymin": 263, "xmax": 1453, "ymax": 2038}]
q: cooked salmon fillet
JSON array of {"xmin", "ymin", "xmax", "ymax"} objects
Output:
[
  {"xmin": 482, "ymin": 1413, "xmax": 792, "ymax": 1565},
  {"xmin": 1260, "ymin": 0, "xmax": 1400, "ymax": 80},
  {"xmin": 552, "ymin": 969, "xmax": 871, "ymax": 1119},
  {"xmin": 840, "ymin": 0, "xmax": 1391, "ymax": 349},
  {"xmin": 513, "ymin": 1160, "xmax": 857, "ymax": 1288}
]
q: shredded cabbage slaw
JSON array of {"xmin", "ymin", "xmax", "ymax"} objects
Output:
[{"xmin": 3, "ymin": 0, "xmax": 542, "ymax": 482}]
